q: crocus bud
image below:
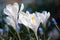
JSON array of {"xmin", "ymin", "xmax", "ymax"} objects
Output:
[
  {"xmin": 16, "ymin": 24, "xmax": 22, "ymax": 32},
  {"xmin": 48, "ymin": 27, "xmax": 60, "ymax": 40},
  {"xmin": 38, "ymin": 28, "xmax": 43, "ymax": 35},
  {"xmin": 52, "ymin": 18, "xmax": 57, "ymax": 24},
  {"xmin": 0, "ymin": 28, "xmax": 3, "ymax": 35},
  {"xmin": 4, "ymin": 24, "xmax": 9, "ymax": 32},
  {"xmin": 47, "ymin": 21, "xmax": 51, "ymax": 27}
]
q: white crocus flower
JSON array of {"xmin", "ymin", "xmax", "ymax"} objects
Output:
[
  {"xmin": 4, "ymin": 2, "xmax": 24, "ymax": 29},
  {"xmin": 19, "ymin": 11, "xmax": 41, "ymax": 40},
  {"xmin": 18, "ymin": 3, "xmax": 31, "ymax": 32},
  {"xmin": 18, "ymin": 11, "xmax": 30, "ymax": 32},
  {"xmin": 41, "ymin": 11, "xmax": 50, "ymax": 27},
  {"xmin": 4, "ymin": 2, "xmax": 19, "ymax": 29},
  {"xmin": 4, "ymin": 2, "xmax": 22, "ymax": 40},
  {"xmin": 28, "ymin": 13, "xmax": 41, "ymax": 40},
  {"xmin": 36, "ymin": 11, "xmax": 50, "ymax": 27}
]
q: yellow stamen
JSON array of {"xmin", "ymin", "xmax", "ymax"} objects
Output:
[
  {"xmin": 31, "ymin": 16, "xmax": 35, "ymax": 24},
  {"xmin": 23, "ymin": 14, "xmax": 27, "ymax": 16}
]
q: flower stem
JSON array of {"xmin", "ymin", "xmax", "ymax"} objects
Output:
[
  {"xmin": 15, "ymin": 29, "xmax": 21, "ymax": 40},
  {"xmin": 27, "ymin": 28, "xmax": 32, "ymax": 40},
  {"xmin": 43, "ymin": 28, "xmax": 47, "ymax": 40},
  {"xmin": 44, "ymin": 31, "xmax": 46, "ymax": 40},
  {"xmin": 55, "ymin": 24, "xmax": 60, "ymax": 31},
  {"xmin": 35, "ymin": 32, "xmax": 38, "ymax": 40},
  {"xmin": 15, "ymin": 23, "xmax": 21, "ymax": 40},
  {"xmin": 9, "ymin": 30, "xmax": 18, "ymax": 40}
]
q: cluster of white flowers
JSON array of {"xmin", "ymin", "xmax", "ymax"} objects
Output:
[{"xmin": 4, "ymin": 2, "xmax": 50, "ymax": 40}]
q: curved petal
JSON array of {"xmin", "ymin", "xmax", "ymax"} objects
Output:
[
  {"xmin": 12, "ymin": 2, "xmax": 19, "ymax": 14},
  {"xmin": 4, "ymin": 8, "xmax": 11, "ymax": 16},
  {"xmin": 20, "ymin": 3, "xmax": 24, "ymax": 11},
  {"xmin": 5, "ymin": 4, "xmax": 12, "ymax": 14},
  {"xmin": 5, "ymin": 2, "xmax": 19, "ymax": 16}
]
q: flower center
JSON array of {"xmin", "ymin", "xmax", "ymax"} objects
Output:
[
  {"xmin": 31, "ymin": 16, "xmax": 35, "ymax": 24},
  {"xmin": 23, "ymin": 14, "xmax": 27, "ymax": 16}
]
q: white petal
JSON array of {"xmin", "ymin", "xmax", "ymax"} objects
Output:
[
  {"xmin": 4, "ymin": 8, "xmax": 11, "ymax": 16},
  {"xmin": 20, "ymin": 3, "xmax": 24, "ymax": 11},
  {"xmin": 26, "ymin": 11, "xmax": 30, "ymax": 14},
  {"xmin": 6, "ymin": 4, "xmax": 13, "ymax": 14},
  {"xmin": 6, "ymin": 3, "xmax": 19, "ymax": 16},
  {"xmin": 47, "ymin": 12, "xmax": 50, "ymax": 18},
  {"xmin": 5, "ymin": 17, "xmax": 16, "ymax": 29},
  {"xmin": 12, "ymin": 2, "xmax": 19, "ymax": 13}
]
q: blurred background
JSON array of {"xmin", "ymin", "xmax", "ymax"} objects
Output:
[{"xmin": 0, "ymin": 0, "xmax": 60, "ymax": 40}]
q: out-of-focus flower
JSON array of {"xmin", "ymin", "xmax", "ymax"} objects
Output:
[
  {"xmin": 47, "ymin": 21, "xmax": 51, "ymax": 27},
  {"xmin": 52, "ymin": 18, "xmax": 60, "ymax": 31},
  {"xmin": 3, "ymin": 24, "xmax": 9, "ymax": 38},
  {"xmin": 4, "ymin": 2, "xmax": 19, "ymax": 29},
  {"xmin": 38, "ymin": 28, "xmax": 43, "ymax": 35},
  {"xmin": 46, "ymin": 21, "xmax": 51, "ymax": 30},
  {"xmin": 48, "ymin": 27, "xmax": 60, "ymax": 40},
  {"xmin": 4, "ymin": 24, "xmax": 9, "ymax": 32},
  {"xmin": 52, "ymin": 18, "xmax": 57, "ymax": 24},
  {"xmin": 36, "ymin": 11, "xmax": 50, "ymax": 27},
  {"xmin": 0, "ymin": 28, "xmax": 3, "ymax": 35},
  {"xmin": 16, "ymin": 24, "xmax": 22, "ymax": 32}
]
